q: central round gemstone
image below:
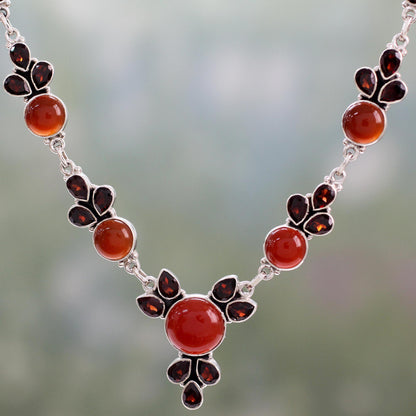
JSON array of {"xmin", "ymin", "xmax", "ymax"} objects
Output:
[{"xmin": 165, "ymin": 297, "xmax": 226, "ymax": 355}]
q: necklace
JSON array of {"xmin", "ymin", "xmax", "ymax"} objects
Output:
[{"xmin": 1, "ymin": 1, "xmax": 415, "ymax": 411}]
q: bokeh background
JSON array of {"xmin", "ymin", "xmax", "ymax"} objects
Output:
[{"xmin": 1, "ymin": 1, "xmax": 416, "ymax": 415}]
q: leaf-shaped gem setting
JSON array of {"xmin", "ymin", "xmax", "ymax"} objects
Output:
[
  {"xmin": 66, "ymin": 174, "xmax": 90, "ymax": 200},
  {"xmin": 226, "ymin": 299, "xmax": 257, "ymax": 322},
  {"xmin": 304, "ymin": 213, "xmax": 334, "ymax": 236},
  {"xmin": 379, "ymin": 79, "xmax": 407, "ymax": 103},
  {"xmin": 287, "ymin": 194, "xmax": 309, "ymax": 225},
  {"xmin": 32, "ymin": 61, "xmax": 54, "ymax": 89},
  {"xmin": 68, "ymin": 205, "xmax": 96, "ymax": 227},
  {"xmin": 312, "ymin": 183, "xmax": 337, "ymax": 210},
  {"xmin": 182, "ymin": 381, "xmax": 203, "ymax": 410},
  {"xmin": 167, "ymin": 359, "xmax": 191, "ymax": 384},
  {"xmin": 4, "ymin": 74, "xmax": 31, "ymax": 96},
  {"xmin": 137, "ymin": 295, "xmax": 165, "ymax": 318},
  {"xmin": 93, "ymin": 186, "xmax": 115, "ymax": 215},
  {"xmin": 355, "ymin": 67, "xmax": 376, "ymax": 96},
  {"xmin": 211, "ymin": 276, "xmax": 237, "ymax": 302},
  {"xmin": 380, "ymin": 49, "xmax": 402, "ymax": 79},
  {"xmin": 10, "ymin": 43, "xmax": 30, "ymax": 69},
  {"xmin": 197, "ymin": 359, "xmax": 220, "ymax": 385},
  {"xmin": 158, "ymin": 269, "xmax": 181, "ymax": 299}
]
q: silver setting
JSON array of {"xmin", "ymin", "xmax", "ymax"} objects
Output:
[
  {"xmin": 303, "ymin": 212, "xmax": 335, "ymax": 237},
  {"xmin": 209, "ymin": 275, "xmax": 238, "ymax": 303},
  {"xmin": 379, "ymin": 79, "xmax": 408, "ymax": 104},
  {"xmin": 225, "ymin": 298, "xmax": 257, "ymax": 323}
]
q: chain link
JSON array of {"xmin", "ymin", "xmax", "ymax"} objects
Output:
[
  {"xmin": 118, "ymin": 251, "xmax": 155, "ymax": 291},
  {"xmin": 0, "ymin": 1, "xmax": 24, "ymax": 48},
  {"xmin": 387, "ymin": 2, "xmax": 416, "ymax": 55}
]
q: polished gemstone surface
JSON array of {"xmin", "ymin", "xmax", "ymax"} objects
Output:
[
  {"xmin": 342, "ymin": 101, "xmax": 385, "ymax": 145},
  {"xmin": 264, "ymin": 226, "xmax": 308, "ymax": 270},
  {"xmin": 24, "ymin": 94, "xmax": 66, "ymax": 137},
  {"xmin": 165, "ymin": 297, "xmax": 225, "ymax": 355},
  {"xmin": 93, "ymin": 218, "xmax": 134, "ymax": 261}
]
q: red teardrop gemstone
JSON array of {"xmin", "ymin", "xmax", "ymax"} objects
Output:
[
  {"xmin": 264, "ymin": 226, "xmax": 308, "ymax": 270},
  {"xmin": 24, "ymin": 94, "xmax": 66, "ymax": 137},
  {"xmin": 379, "ymin": 80, "xmax": 407, "ymax": 103},
  {"xmin": 165, "ymin": 297, "xmax": 225, "ymax": 355},
  {"xmin": 227, "ymin": 301, "xmax": 256, "ymax": 322},
  {"xmin": 66, "ymin": 175, "xmax": 89, "ymax": 200},
  {"xmin": 183, "ymin": 382, "xmax": 203, "ymax": 409},
  {"xmin": 167, "ymin": 360, "xmax": 191, "ymax": 383},
  {"xmin": 355, "ymin": 68, "xmax": 376, "ymax": 96},
  {"xmin": 32, "ymin": 61, "xmax": 54, "ymax": 89},
  {"xmin": 380, "ymin": 49, "xmax": 402, "ymax": 78},
  {"xmin": 93, "ymin": 187, "xmax": 114, "ymax": 214},
  {"xmin": 4, "ymin": 75, "xmax": 30, "ymax": 96},
  {"xmin": 197, "ymin": 361, "xmax": 220, "ymax": 385},
  {"xmin": 137, "ymin": 296, "xmax": 164, "ymax": 318},
  {"xmin": 212, "ymin": 277, "xmax": 237, "ymax": 301},
  {"xmin": 68, "ymin": 206, "xmax": 96, "ymax": 227},
  {"xmin": 93, "ymin": 218, "xmax": 135, "ymax": 261},
  {"xmin": 10, "ymin": 43, "xmax": 30, "ymax": 69},
  {"xmin": 313, "ymin": 183, "xmax": 336, "ymax": 209},
  {"xmin": 158, "ymin": 270, "xmax": 180, "ymax": 298},
  {"xmin": 304, "ymin": 213, "xmax": 334, "ymax": 235},
  {"xmin": 342, "ymin": 101, "xmax": 386, "ymax": 145},
  {"xmin": 287, "ymin": 194, "xmax": 309, "ymax": 224}
]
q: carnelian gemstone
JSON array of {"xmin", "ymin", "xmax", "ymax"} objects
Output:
[
  {"xmin": 24, "ymin": 94, "xmax": 66, "ymax": 137},
  {"xmin": 165, "ymin": 297, "xmax": 225, "ymax": 355},
  {"xmin": 342, "ymin": 101, "xmax": 385, "ymax": 145},
  {"xmin": 264, "ymin": 226, "xmax": 308, "ymax": 270},
  {"xmin": 93, "ymin": 218, "xmax": 135, "ymax": 261}
]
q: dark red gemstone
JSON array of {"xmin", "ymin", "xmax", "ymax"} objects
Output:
[
  {"xmin": 32, "ymin": 61, "xmax": 53, "ymax": 89},
  {"xmin": 167, "ymin": 360, "xmax": 191, "ymax": 383},
  {"xmin": 183, "ymin": 382, "xmax": 203, "ymax": 409},
  {"xmin": 212, "ymin": 277, "xmax": 237, "ymax": 302},
  {"xmin": 287, "ymin": 194, "xmax": 309, "ymax": 224},
  {"xmin": 304, "ymin": 213, "xmax": 334, "ymax": 235},
  {"xmin": 355, "ymin": 67, "xmax": 376, "ymax": 96},
  {"xmin": 93, "ymin": 187, "xmax": 114, "ymax": 215},
  {"xmin": 379, "ymin": 80, "xmax": 407, "ymax": 103},
  {"xmin": 68, "ymin": 206, "xmax": 96, "ymax": 227},
  {"xmin": 137, "ymin": 295, "xmax": 164, "ymax": 318},
  {"xmin": 4, "ymin": 74, "xmax": 30, "ymax": 96},
  {"xmin": 197, "ymin": 361, "xmax": 220, "ymax": 385},
  {"xmin": 312, "ymin": 184, "xmax": 336, "ymax": 209},
  {"xmin": 10, "ymin": 43, "xmax": 30, "ymax": 69},
  {"xmin": 66, "ymin": 175, "xmax": 89, "ymax": 200},
  {"xmin": 158, "ymin": 270, "xmax": 180, "ymax": 299},
  {"xmin": 380, "ymin": 49, "xmax": 402, "ymax": 78},
  {"xmin": 227, "ymin": 301, "xmax": 256, "ymax": 322}
]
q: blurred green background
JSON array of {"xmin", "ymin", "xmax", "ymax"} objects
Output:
[{"xmin": 1, "ymin": 1, "xmax": 416, "ymax": 415}]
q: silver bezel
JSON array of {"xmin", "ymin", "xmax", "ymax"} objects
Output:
[
  {"xmin": 93, "ymin": 185, "xmax": 116, "ymax": 216},
  {"xmin": 263, "ymin": 225, "xmax": 309, "ymax": 272},
  {"xmin": 157, "ymin": 268, "xmax": 183, "ymax": 300},
  {"xmin": 3, "ymin": 73, "xmax": 31, "ymax": 97},
  {"xmin": 67, "ymin": 204, "xmax": 97, "ymax": 229},
  {"xmin": 23, "ymin": 92, "xmax": 68, "ymax": 138},
  {"xmin": 378, "ymin": 49, "xmax": 403, "ymax": 81},
  {"xmin": 341, "ymin": 100, "xmax": 387, "ymax": 147},
  {"xmin": 378, "ymin": 79, "xmax": 408, "ymax": 104},
  {"xmin": 166, "ymin": 356, "xmax": 192, "ymax": 386},
  {"xmin": 196, "ymin": 357, "xmax": 221, "ymax": 386},
  {"xmin": 311, "ymin": 183, "xmax": 337, "ymax": 211},
  {"xmin": 66, "ymin": 172, "xmax": 92, "ymax": 201},
  {"xmin": 30, "ymin": 60, "xmax": 54, "ymax": 90},
  {"xmin": 182, "ymin": 381, "xmax": 203, "ymax": 410}
]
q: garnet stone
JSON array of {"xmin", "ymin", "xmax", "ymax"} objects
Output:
[
  {"xmin": 25, "ymin": 94, "xmax": 66, "ymax": 137},
  {"xmin": 165, "ymin": 297, "xmax": 225, "ymax": 355},
  {"xmin": 264, "ymin": 226, "xmax": 308, "ymax": 270},
  {"xmin": 93, "ymin": 218, "xmax": 135, "ymax": 261},
  {"xmin": 342, "ymin": 101, "xmax": 385, "ymax": 145}
]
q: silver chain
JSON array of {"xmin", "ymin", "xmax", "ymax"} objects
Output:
[
  {"xmin": 0, "ymin": 1, "xmax": 24, "ymax": 48},
  {"xmin": 388, "ymin": 2, "xmax": 416, "ymax": 55}
]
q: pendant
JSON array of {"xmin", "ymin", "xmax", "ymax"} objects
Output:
[{"xmin": 137, "ymin": 270, "xmax": 257, "ymax": 409}]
